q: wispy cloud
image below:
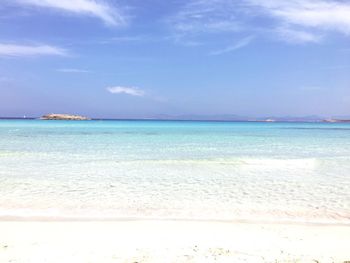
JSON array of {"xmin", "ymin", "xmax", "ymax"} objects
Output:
[
  {"xmin": 210, "ymin": 36, "xmax": 254, "ymax": 55},
  {"xmin": 14, "ymin": 0, "xmax": 126, "ymax": 26},
  {"xmin": 276, "ymin": 27, "xmax": 322, "ymax": 44},
  {"xmin": 169, "ymin": 0, "xmax": 243, "ymax": 35},
  {"xmin": 0, "ymin": 43, "xmax": 67, "ymax": 57},
  {"xmin": 107, "ymin": 86, "xmax": 145, "ymax": 97},
  {"xmin": 57, "ymin": 68, "xmax": 91, "ymax": 73},
  {"xmin": 247, "ymin": 0, "xmax": 350, "ymax": 35},
  {"xmin": 170, "ymin": 0, "xmax": 350, "ymax": 45},
  {"xmin": 244, "ymin": 0, "xmax": 350, "ymax": 43}
]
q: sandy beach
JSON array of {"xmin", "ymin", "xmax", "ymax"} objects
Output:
[{"xmin": 1, "ymin": 220, "xmax": 349, "ymax": 263}]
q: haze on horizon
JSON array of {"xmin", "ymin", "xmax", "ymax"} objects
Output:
[{"xmin": 0, "ymin": 0, "xmax": 349, "ymax": 119}]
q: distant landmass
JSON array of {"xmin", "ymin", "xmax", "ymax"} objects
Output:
[
  {"xmin": 40, "ymin": 114, "xmax": 90, "ymax": 120},
  {"xmin": 323, "ymin": 119, "xmax": 350, "ymax": 123},
  {"xmin": 149, "ymin": 114, "xmax": 327, "ymax": 122},
  {"xmin": 1, "ymin": 114, "xmax": 350, "ymax": 123}
]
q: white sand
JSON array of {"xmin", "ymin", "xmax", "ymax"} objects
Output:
[{"xmin": 0, "ymin": 220, "xmax": 349, "ymax": 263}]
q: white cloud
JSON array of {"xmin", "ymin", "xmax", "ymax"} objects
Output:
[
  {"xmin": 170, "ymin": 0, "xmax": 350, "ymax": 44},
  {"xmin": 0, "ymin": 43, "xmax": 67, "ymax": 57},
  {"xmin": 247, "ymin": 0, "xmax": 350, "ymax": 34},
  {"xmin": 15, "ymin": 0, "xmax": 126, "ymax": 26},
  {"xmin": 210, "ymin": 35, "xmax": 254, "ymax": 55},
  {"xmin": 107, "ymin": 86, "xmax": 145, "ymax": 96},
  {"xmin": 57, "ymin": 68, "xmax": 90, "ymax": 73}
]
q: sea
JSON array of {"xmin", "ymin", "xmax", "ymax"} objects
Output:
[{"xmin": 0, "ymin": 119, "xmax": 349, "ymax": 224}]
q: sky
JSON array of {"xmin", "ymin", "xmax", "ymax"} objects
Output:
[{"xmin": 0, "ymin": 0, "xmax": 349, "ymax": 118}]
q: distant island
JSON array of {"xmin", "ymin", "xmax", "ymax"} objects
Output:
[
  {"xmin": 40, "ymin": 114, "xmax": 90, "ymax": 120},
  {"xmin": 323, "ymin": 119, "xmax": 350, "ymax": 123}
]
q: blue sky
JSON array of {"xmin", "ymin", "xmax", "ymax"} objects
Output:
[{"xmin": 0, "ymin": 0, "xmax": 349, "ymax": 118}]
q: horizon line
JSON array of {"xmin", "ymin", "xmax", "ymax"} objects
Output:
[{"xmin": 0, "ymin": 116, "xmax": 348, "ymax": 123}]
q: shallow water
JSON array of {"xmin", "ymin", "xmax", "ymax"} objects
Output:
[{"xmin": 0, "ymin": 120, "xmax": 349, "ymax": 223}]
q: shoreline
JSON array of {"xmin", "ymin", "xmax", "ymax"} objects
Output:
[{"xmin": 1, "ymin": 220, "xmax": 350, "ymax": 262}]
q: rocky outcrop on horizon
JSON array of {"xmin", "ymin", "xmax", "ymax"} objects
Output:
[{"xmin": 40, "ymin": 114, "xmax": 90, "ymax": 120}]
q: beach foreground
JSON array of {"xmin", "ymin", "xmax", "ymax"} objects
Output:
[{"xmin": 0, "ymin": 221, "xmax": 349, "ymax": 263}]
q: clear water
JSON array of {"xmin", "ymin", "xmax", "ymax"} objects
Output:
[{"xmin": 0, "ymin": 120, "xmax": 349, "ymax": 223}]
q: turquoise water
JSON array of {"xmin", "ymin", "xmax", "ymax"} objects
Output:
[{"xmin": 0, "ymin": 120, "xmax": 349, "ymax": 223}]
